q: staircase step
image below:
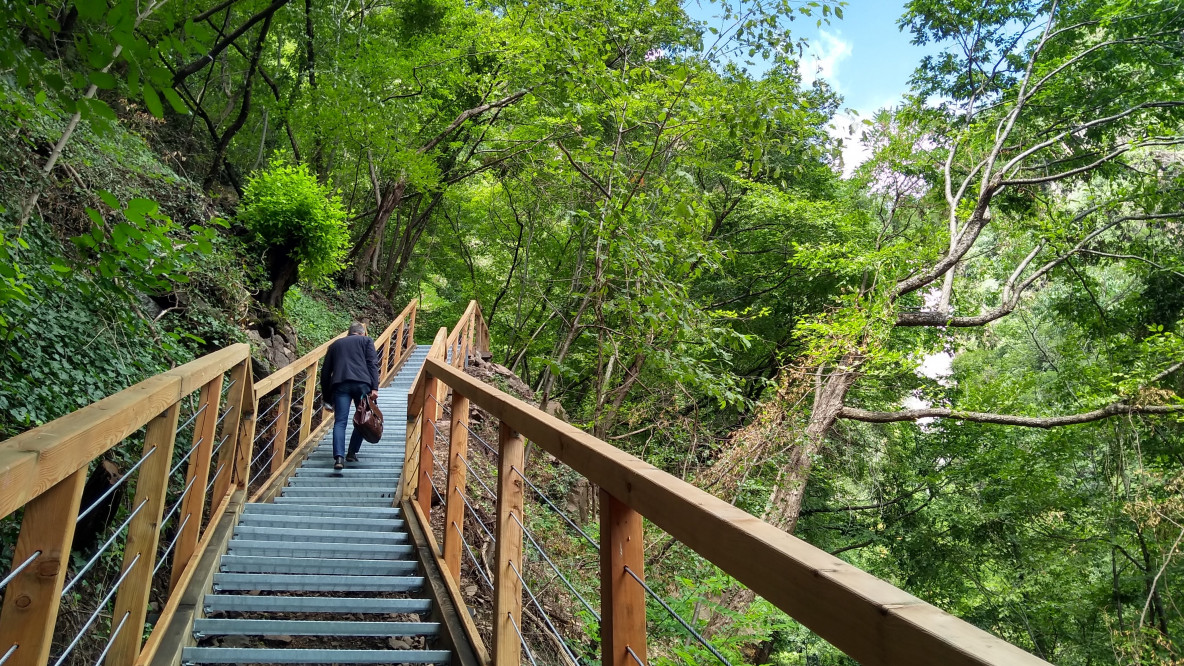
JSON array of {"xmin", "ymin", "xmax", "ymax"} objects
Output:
[
  {"xmin": 285, "ymin": 477, "xmax": 399, "ymax": 488},
  {"xmin": 219, "ymin": 555, "xmax": 418, "ymax": 576},
  {"xmin": 279, "ymin": 487, "xmax": 397, "ymax": 497},
  {"xmin": 204, "ymin": 595, "xmax": 432, "ymax": 615},
  {"xmin": 213, "ymin": 573, "xmax": 424, "ymax": 592},
  {"xmin": 233, "ymin": 526, "xmax": 408, "ymax": 544},
  {"xmin": 271, "ymin": 496, "xmax": 395, "ymax": 508},
  {"xmin": 244, "ymin": 503, "xmax": 400, "ymax": 519},
  {"xmin": 193, "ymin": 618, "xmax": 440, "ymax": 638},
  {"xmin": 181, "ymin": 647, "xmax": 450, "ymax": 664},
  {"xmin": 227, "ymin": 540, "xmax": 414, "ymax": 560},
  {"xmin": 237, "ymin": 514, "xmax": 403, "ymax": 532}
]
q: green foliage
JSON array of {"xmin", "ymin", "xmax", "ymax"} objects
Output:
[
  {"xmin": 239, "ymin": 161, "xmax": 349, "ymax": 284},
  {"xmin": 283, "ymin": 287, "xmax": 351, "ymax": 352}
]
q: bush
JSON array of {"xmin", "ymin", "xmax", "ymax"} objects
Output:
[{"xmin": 239, "ymin": 161, "xmax": 349, "ymax": 307}]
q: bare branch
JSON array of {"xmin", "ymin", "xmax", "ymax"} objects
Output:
[
  {"xmin": 556, "ymin": 141, "xmax": 613, "ymax": 201},
  {"xmin": 839, "ymin": 403, "xmax": 1184, "ymax": 429}
]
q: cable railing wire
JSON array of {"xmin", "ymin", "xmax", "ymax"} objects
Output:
[
  {"xmin": 216, "ymin": 402, "xmax": 237, "ymax": 427},
  {"xmin": 513, "ymin": 466, "xmax": 599, "ymax": 551},
  {"xmin": 92, "ymin": 610, "xmax": 130, "ymax": 666},
  {"xmin": 76, "ymin": 445, "xmax": 156, "ymax": 525},
  {"xmin": 0, "ymin": 550, "xmax": 41, "ymax": 592},
  {"xmin": 459, "ymin": 455, "xmax": 497, "ymax": 500},
  {"xmin": 626, "ymin": 645, "xmax": 646, "ymax": 666},
  {"xmin": 0, "ymin": 644, "xmax": 16, "ymax": 665},
  {"xmin": 425, "ymin": 391, "xmax": 498, "ymax": 458},
  {"xmin": 153, "ymin": 513, "xmax": 192, "ymax": 577},
  {"xmin": 205, "ymin": 463, "xmax": 226, "ymax": 497},
  {"xmin": 508, "ymin": 613, "xmax": 541, "ymax": 666},
  {"xmin": 160, "ymin": 475, "xmax": 198, "ymax": 533},
  {"xmin": 174, "ymin": 401, "xmax": 209, "ymax": 435},
  {"xmin": 511, "ymin": 512, "xmax": 600, "ymax": 622},
  {"xmin": 169, "ymin": 436, "xmax": 205, "ymax": 478},
  {"xmin": 61, "ymin": 498, "xmax": 148, "ymax": 598},
  {"xmin": 453, "ymin": 522, "xmax": 493, "ymax": 589},
  {"xmin": 459, "ymin": 491, "xmax": 497, "ymax": 545},
  {"xmin": 51, "ymin": 552, "xmax": 141, "ymax": 666},
  {"xmin": 509, "ymin": 559, "xmax": 585, "ymax": 665},
  {"xmin": 623, "ymin": 565, "xmax": 733, "ymax": 666}
]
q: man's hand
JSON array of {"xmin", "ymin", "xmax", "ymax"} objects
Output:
[{"xmin": 369, "ymin": 390, "xmax": 379, "ymax": 401}]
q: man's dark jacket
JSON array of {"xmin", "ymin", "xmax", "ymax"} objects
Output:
[{"xmin": 320, "ymin": 334, "xmax": 380, "ymax": 398}]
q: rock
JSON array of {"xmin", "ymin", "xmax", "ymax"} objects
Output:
[
  {"xmin": 218, "ymin": 635, "xmax": 253, "ymax": 648},
  {"xmin": 263, "ymin": 635, "xmax": 293, "ymax": 644},
  {"xmin": 464, "ymin": 584, "xmax": 478, "ymax": 598},
  {"xmin": 388, "ymin": 637, "xmax": 412, "ymax": 650}
]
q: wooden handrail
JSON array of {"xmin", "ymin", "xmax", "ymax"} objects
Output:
[{"xmin": 409, "ymin": 328, "xmax": 1052, "ymax": 666}]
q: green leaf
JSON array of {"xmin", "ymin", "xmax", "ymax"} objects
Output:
[
  {"xmin": 98, "ymin": 190, "xmax": 119, "ymax": 209},
  {"xmin": 161, "ymin": 87, "xmax": 189, "ymax": 114},
  {"xmin": 143, "ymin": 85, "xmax": 164, "ymax": 118},
  {"xmin": 89, "ymin": 70, "xmax": 117, "ymax": 90}
]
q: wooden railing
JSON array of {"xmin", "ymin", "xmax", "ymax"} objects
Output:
[
  {"xmin": 402, "ymin": 302, "xmax": 1052, "ymax": 666},
  {"xmin": 0, "ymin": 299, "xmax": 418, "ymax": 666}
]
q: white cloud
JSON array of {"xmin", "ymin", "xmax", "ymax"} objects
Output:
[{"xmin": 800, "ymin": 30, "xmax": 852, "ymax": 90}]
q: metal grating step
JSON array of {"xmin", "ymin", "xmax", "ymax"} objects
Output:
[
  {"xmin": 237, "ymin": 514, "xmax": 404, "ymax": 532},
  {"xmin": 204, "ymin": 595, "xmax": 432, "ymax": 615},
  {"xmin": 181, "ymin": 647, "xmax": 451, "ymax": 664},
  {"xmin": 193, "ymin": 618, "xmax": 440, "ymax": 638},
  {"xmin": 226, "ymin": 540, "xmax": 414, "ymax": 560},
  {"xmin": 233, "ymin": 526, "xmax": 409, "ymax": 545},
  {"xmin": 212, "ymin": 573, "xmax": 424, "ymax": 592},
  {"xmin": 244, "ymin": 503, "xmax": 400, "ymax": 519},
  {"xmin": 279, "ymin": 487, "xmax": 397, "ymax": 497},
  {"xmin": 219, "ymin": 555, "xmax": 418, "ymax": 576},
  {"xmin": 271, "ymin": 497, "xmax": 396, "ymax": 508}
]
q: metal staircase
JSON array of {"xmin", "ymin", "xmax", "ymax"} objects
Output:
[{"xmin": 181, "ymin": 345, "xmax": 451, "ymax": 665}]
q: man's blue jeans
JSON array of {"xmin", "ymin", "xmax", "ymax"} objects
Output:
[{"xmin": 331, "ymin": 381, "xmax": 370, "ymax": 458}]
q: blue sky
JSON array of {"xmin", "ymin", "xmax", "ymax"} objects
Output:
[{"xmin": 687, "ymin": 0, "xmax": 937, "ymax": 171}]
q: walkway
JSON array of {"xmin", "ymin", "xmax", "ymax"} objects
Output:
[{"xmin": 180, "ymin": 345, "xmax": 450, "ymax": 665}]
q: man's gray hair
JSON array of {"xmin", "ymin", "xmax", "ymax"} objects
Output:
[{"xmin": 348, "ymin": 322, "xmax": 366, "ymax": 335}]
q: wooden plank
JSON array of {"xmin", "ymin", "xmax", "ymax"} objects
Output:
[
  {"xmin": 492, "ymin": 422, "xmax": 525, "ymax": 666},
  {"xmin": 0, "ymin": 374, "xmax": 179, "ymax": 521},
  {"xmin": 170, "ymin": 376, "xmax": 224, "ymax": 592},
  {"xmin": 442, "ymin": 391, "xmax": 470, "ymax": 580},
  {"xmin": 254, "ymin": 335, "xmax": 339, "ymax": 396},
  {"xmin": 401, "ymin": 415, "xmax": 423, "ymax": 502},
  {"xmin": 424, "ymin": 358, "xmax": 1050, "ymax": 666},
  {"xmin": 108, "ymin": 402, "xmax": 182, "ymax": 666},
  {"xmin": 417, "ymin": 374, "xmax": 441, "ymax": 513},
  {"xmin": 0, "ymin": 468, "xmax": 86, "ymax": 666},
  {"xmin": 601, "ymin": 490, "xmax": 647, "ymax": 666},
  {"xmin": 269, "ymin": 379, "xmax": 293, "ymax": 476},
  {"xmin": 299, "ymin": 361, "xmax": 318, "ymax": 445},
  {"xmin": 210, "ymin": 360, "xmax": 249, "ymax": 525},
  {"xmin": 164, "ymin": 344, "xmax": 251, "ymax": 395},
  {"xmin": 406, "ymin": 499, "xmax": 490, "ymax": 666}
]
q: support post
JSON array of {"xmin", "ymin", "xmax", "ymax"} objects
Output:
[
  {"xmin": 169, "ymin": 375, "xmax": 224, "ymax": 591},
  {"xmin": 108, "ymin": 402, "xmax": 182, "ymax": 666},
  {"xmin": 442, "ymin": 391, "xmax": 470, "ymax": 580},
  {"xmin": 600, "ymin": 489, "xmax": 647, "ymax": 666},
  {"xmin": 0, "ymin": 468, "xmax": 86, "ymax": 666},
  {"xmin": 211, "ymin": 360, "xmax": 249, "ymax": 514},
  {"xmin": 417, "ymin": 373, "xmax": 441, "ymax": 512},
  {"xmin": 299, "ymin": 361, "xmax": 318, "ymax": 445},
  {"xmin": 233, "ymin": 390, "xmax": 258, "ymax": 490},
  {"xmin": 408, "ymin": 306, "xmax": 417, "ymax": 350},
  {"xmin": 270, "ymin": 379, "xmax": 293, "ymax": 475},
  {"xmin": 492, "ymin": 422, "xmax": 525, "ymax": 666}
]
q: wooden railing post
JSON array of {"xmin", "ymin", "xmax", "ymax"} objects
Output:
[
  {"xmin": 299, "ymin": 361, "xmax": 318, "ymax": 444},
  {"xmin": 270, "ymin": 379, "xmax": 293, "ymax": 475},
  {"xmin": 417, "ymin": 372, "xmax": 441, "ymax": 513},
  {"xmin": 233, "ymin": 384, "xmax": 259, "ymax": 490},
  {"xmin": 0, "ymin": 469, "xmax": 86, "ymax": 666},
  {"xmin": 600, "ymin": 490, "xmax": 647, "ymax": 666},
  {"xmin": 408, "ymin": 306, "xmax": 417, "ymax": 349},
  {"xmin": 169, "ymin": 375, "xmax": 224, "ymax": 591},
  {"xmin": 108, "ymin": 402, "xmax": 182, "ymax": 666},
  {"xmin": 493, "ymin": 422, "xmax": 525, "ymax": 666},
  {"xmin": 442, "ymin": 391, "xmax": 470, "ymax": 580},
  {"xmin": 211, "ymin": 359, "xmax": 249, "ymax": 511}
]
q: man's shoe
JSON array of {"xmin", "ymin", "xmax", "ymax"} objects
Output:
[
  {"xmin": 345, "ymin": 453, "xmax": 359, "ymax": 462},
  {"xmin": 334, "ymin": 456, "xmax": 344, "ymax": 470}
]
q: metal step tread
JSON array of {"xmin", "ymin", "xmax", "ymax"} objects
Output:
[
  {"xmin": 204, "ymin": 595, "xmax": 432, "ymax": 614},
  {"xmin": 193, "ymin": 618, "xmax": 440, "ymax": 637},
  {"xmin": 244, "ymin": 504, "xmax": 400, "ymax": 518},
  {"xmin": 213, "ymin": 573, "xmax": 424, "ymax": 592},
  {"xmin": 219, "ymin": 555, "xmax": 418, "ymax": 576},
  {"xmin": 237, "ymin": 514, "xmax": 403, "ymax": 532},
  {"xmin": 181, "ymin": 647, "xmax": 450, "ymax": 664},
  {"xmin": 233, "ymin": 526, "xmax": 409, "ymax": 544},
  {"xmin": 227, "ymin": 540, "xmax": 414, "ymax": 559}
]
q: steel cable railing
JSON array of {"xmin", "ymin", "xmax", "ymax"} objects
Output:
[
  {"xmin": 61, "ymin": 498, "xmax": 149, "ymax": 598},
  {"xmin": 510, "ymin": 513, "xmax": 600, "ymax": 622},
  {"xmin": 51, "ymin": 552, "xmax": 141, "ymax": 666},
  {"xmin": 626, "ymin": 645, "xmax": 646, "ymax": 666},
  {"xmin": 453, "ymin": 522, "xmax": 493, "ymax": 589},
  {"xmin": 508, "ymin": 613, "xmax": 541, "ymax": 666},
  {"xmin": 153, "ymin": 513, "xmax": 192, "ymax": 577},
  {"xmin": 75, "ymin": 445, "xmax": 156, "ymax": 525},
  {"xmin": 623, "ymin": 565, "xmax": 733, "ymax": 666},
  {"xmin": 509, "ymin": 559, "xmax": 585, "ymax": 665},
  {"xmin": 0, "ymin": 550, "xmax": 41, "ymax": 592}
]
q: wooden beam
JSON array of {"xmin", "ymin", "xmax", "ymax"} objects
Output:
[
  {"xmin": 0, "ymin": 468, "xmax": 86, "ymax": 666},
  {"xmin": 601, "ymin": 490, "xmax": 646, "ymax": 666},
  {"xmin": 109, "ymin": 402, "xmax": 182, "ymax": 666},
  {"xmin": 401, "ymin": 414, "xmax": 423, "ymax": 502},
  {"xmin": 269, "ymin": 379, "xmax": 294, "ymax": 476},
  {"xmin": 442, "ymin": 391, "xmax": 470, "ymax": 580},
  {"xmin": 170, "ymin": 375, "xmax": 224, "ymax": 592},
  {"xmin": 210, "ymin": 360, "xmax": 249, "ymax": 526},
  {"xmin": 423, "ymin": 358, "xmax": 1050, "ymax": 666},
  {"xmin": 492, "ymin": 422, "xmax": 525, "ymax": 666},
  {"xmin": 417, "ymin": 373, "xmax": 441, "ymax": 513},
  {"xmin": 299, "ymin": 361, "xmax": 318, "ymax": 445}
]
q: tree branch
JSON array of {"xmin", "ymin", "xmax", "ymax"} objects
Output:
[
  {"xmin": 839, "ymin": 402, "xmax": 1184, "ymax": 429},
  {"xmin": 172, "ymin": 0, "xmax": 291, "ymax": 85}
]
